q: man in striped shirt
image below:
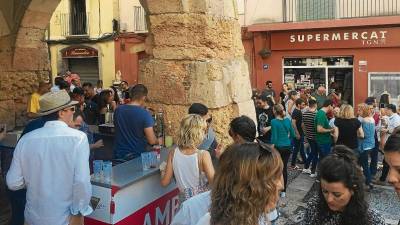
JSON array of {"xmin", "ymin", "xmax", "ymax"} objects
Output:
[{"xmin": 301, "ymin": 99, "xmax": 319, "ymax": 177}]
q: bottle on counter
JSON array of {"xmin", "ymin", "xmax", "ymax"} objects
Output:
[
  {"xmin": 103, "ymin": 161, "xmax": 112, "ymax": 184},
  {"xmin": 156, "ymin": 108, "xmax": 165, "ymax": 146},
  {"xmin": 165, "ymin": 121, "xmax": 173, "ymax": 148},
  {"xmin": 105, "ymin": 104, "xmax": 113, "ymax": 124}
]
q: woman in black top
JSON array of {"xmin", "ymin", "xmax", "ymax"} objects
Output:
[
  {"xmin": 98, "ymin": 89, "xmax": 114, "ymax": 124},
  {"xmin": 302, "ymin": 145, "xmax": 385, "ymax": 225},
  {"xmin": 333, "ymin": 104, "xmax": 364, "ymax": 150}
]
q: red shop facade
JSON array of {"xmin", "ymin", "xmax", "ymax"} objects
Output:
[{"xmin": 247, "ymin": 18, "xmax": 400, "ymax": 106}]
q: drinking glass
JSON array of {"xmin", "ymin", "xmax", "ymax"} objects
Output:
[
  {"xmin": 103, "ymin": 161, "xmax": 112, "ymax": 184},
  {"xmin": 93, "ymin": 160, "xmax": 103, "ymax": 181},
  {"xmin": 141, "ymin": 152, "xmax": 150, "ymax": 171}
]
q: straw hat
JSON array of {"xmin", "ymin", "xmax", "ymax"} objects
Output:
[{"xmin": 38, "ymin": 90, "xmax": 78, "ymax": 115}]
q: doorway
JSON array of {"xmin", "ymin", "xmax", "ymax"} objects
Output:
[
  {"xmin": 68, "ymin": 58, "xmax": 99, "ymax": 85},
  {"xmin": 283, "ymin": 56, "xmax": 354, "ymax": 105}
]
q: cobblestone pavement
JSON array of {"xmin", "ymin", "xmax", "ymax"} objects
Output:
[{"xmin": 278, "ymin": 167, "xmax": 400, "ymax": 225}]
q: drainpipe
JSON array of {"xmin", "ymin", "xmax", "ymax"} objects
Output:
[{"xmin": 98, "ymin": 0, "xmax": 102, "ymax": 36}]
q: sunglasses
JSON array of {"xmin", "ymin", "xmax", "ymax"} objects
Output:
[{"xmin": 63, "ymin": 106, "xmax": 76, "ymax": 112}]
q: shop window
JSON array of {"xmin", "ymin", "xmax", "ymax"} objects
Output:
[
  {"xmin": 369, "ymin": 73, "xmax": 400, "ymax": 107},
  {"xmin": 283, "ymin": 56, "xmax": 354, "ymax": 105}
]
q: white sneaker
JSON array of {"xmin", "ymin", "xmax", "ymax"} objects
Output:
[
  {"xmin": 302, "ymin": 168, "xmax": 311, "ymax": 174},
  {"xmin": 280, "ymin": 192, "xmax": 286, "ymax": 198},
  {"xmin": 310, "ymin": 173, "xmax": 317, "ymax": 178}
]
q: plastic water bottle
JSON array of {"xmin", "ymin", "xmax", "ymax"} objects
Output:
[
  {"xmin": 93, "ymin": 160, "xmax": 103, "ymax": 181},
  {"xmin": 103, "ymin": 161, "xmax": 112, "ymax": 184}
]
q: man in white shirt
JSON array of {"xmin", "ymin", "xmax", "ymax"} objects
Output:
[
  {"xmin": 382, "ymin": 104, "xmax": 400, "ymax": 136},
  {"xmin": 6, "ymin": 90, "xmax": 92, "ymax": 225},
  {"xmin": 377, "ymin": 104, "xmax": 400, "ymax": 185},
  {"xmin": 171, "ymin": 191, "xmax": 211, "ymax": 225}
]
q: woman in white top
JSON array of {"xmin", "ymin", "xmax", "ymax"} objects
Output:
[
  {"xmin": 196, "ymin": 142, "xmax": 284, "ymax": 225},
  {"xmin": 161, "ymin": 114, "xmax": 215, "ymax": 202}
]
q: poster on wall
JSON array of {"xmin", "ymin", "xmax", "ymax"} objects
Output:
[
  {"xmin": 369, "ymin": 73, "xmax": 400, "ymax": 107},
  {"xmin": 285, "ymin": 74, "xmax": 295, "ymax": 87}
]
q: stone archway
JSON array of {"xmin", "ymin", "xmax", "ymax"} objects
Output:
[
  {"xmin": 0, "ymin": 0, "xmax": 61, "ymax": 128},
  {"xmin": 0, "ymin": 0, "xmax": 255, "ymax": 144}
]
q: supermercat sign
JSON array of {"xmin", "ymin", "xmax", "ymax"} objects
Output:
[
  {"xmin": 290, "ymin": 30, "xmax": 387, "ymax": 44},
  {"xmin": 271, "ymin": 27, "xmax": 400, "ymax": 50}
]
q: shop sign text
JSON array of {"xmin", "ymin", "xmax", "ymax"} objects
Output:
[
  {"xmin": 289, "ymin": 30, "xmax": 387, "ymax": 46},
  {"xmin": 271, "ymin": 27, "xmax": 400, "ymax": 50}
]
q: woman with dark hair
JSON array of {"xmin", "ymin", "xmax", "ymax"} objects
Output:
[
  {"xmin": 379, "ymin": 92, "xmax": 390, "ymax": 108},
  {"xmin": 384, "ymin": 129, "xmax": 400, "ymax": 198},
  {"xmin": 98, "ymin": 90, "xmax": 114, "ymax": 124},
  {"xmin": 271, "ymin": 104, "xmax": 295, "ymax": 197},
  {"xmin": 196, "ymin": 142, "xmax": 284, "ymax": 225},
  {"xmin": 302, "ymin": 145, "xmax": 385, "ymax": 225},
  {"xmin": 110, "ymin": 86, "xmax": 121, "ymax": 105},
  {"xmin": 329, "ymin": 82, "xmax": 342, "ymax": 107}
]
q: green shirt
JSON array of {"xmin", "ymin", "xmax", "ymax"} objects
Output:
[
  {"xmin": 315, "ymin": 109, "xmax": 332, "ymax": 144},
  {"xmin": 313, "ymin": 93, "xmax": 327, "ymax": 109},
  {"xmin": 271, "ymin": 118, "xmax": 295, "ymax": 148}
]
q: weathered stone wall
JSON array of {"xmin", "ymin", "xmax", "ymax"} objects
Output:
[
  {"xmin": 140, "ymin": 0, "xmax": 256, "ymax": 145},
  {"xmin": 0, "ymin": 0, "xmax": 59, "ymax": 129}
]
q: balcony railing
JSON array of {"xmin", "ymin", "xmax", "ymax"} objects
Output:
[
  {"xmin": 133, "ymin": 6, "xmax": 147, "ymax": 33},
  {"xmin": 283, "ymin": 0, "xmax": 400, "ymax": 22},
  {"xmin": 60, "ymin": 12, "xmax": 90, "ymax": 36}
]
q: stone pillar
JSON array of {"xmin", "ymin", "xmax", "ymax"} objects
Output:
[{"xmin": 139, "ymin": 0, "xmax": 256, "ymax": 144}]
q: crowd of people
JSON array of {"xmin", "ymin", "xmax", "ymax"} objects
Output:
[
  {"xmin": 253, "ymin": 81, "xmax": 400, "ymax": 191},
  {"xmin": 1, "ymin": 76, "xmax": 400, "ymax": 225},
  {"xmin": 26, "ymin": 71, "xmax": 131, "ymax": 125},
  {"xmin": 167, "ymin": 80, "xmax": 400, "ymax": 225},
  {"xmin": 3, "ymin": 71, "xmax": 137, "ymax": 225}
]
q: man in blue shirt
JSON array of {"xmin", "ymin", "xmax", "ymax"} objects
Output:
[{"xmin": 114, "ymin": 84, "xmax": 158, "ymax": 159}]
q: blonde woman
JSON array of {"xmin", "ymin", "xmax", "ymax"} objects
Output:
[
  {"xmin": 333, "ymin": 104, "xmax": 364, "ymax": 150},
  {"xmin": 161, "ymin": 114, "xmax": 215, "ymax": 202},
  {"xmin": 196, "ymin": 142, "xmax": 284, "ymax": 225}
]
